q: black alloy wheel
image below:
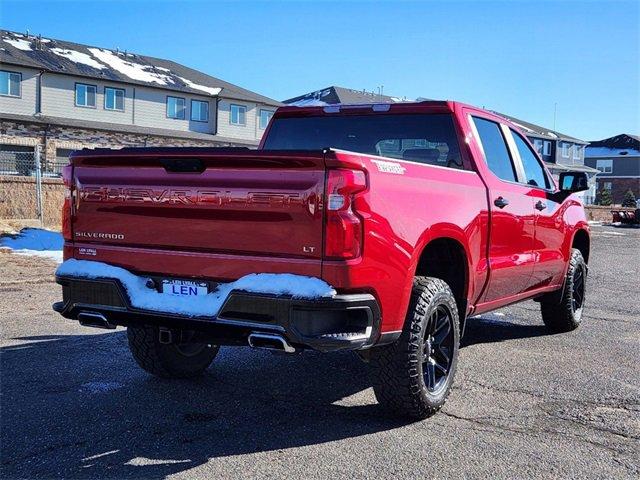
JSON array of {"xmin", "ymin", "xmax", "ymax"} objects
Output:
[{"xmin": 422, "ymin": 304, "xmax": 455, "ymax": 394}]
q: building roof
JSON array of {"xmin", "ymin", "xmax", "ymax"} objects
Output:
[
  {"xmin": 1, "ymin": 112, "xmax": 259, "ymax": 146},
  {"xmin": 283, "ymin": 86, "xmax": 586, "ymax": 145},
  {"xmin": 585, "ymin": 134, "xmax": 640, "ymax": 158},
  {"xmin": 587, "ymin": 133, "xmax": 639, "ymax": 149},
  {"xmin": 491, "ymin": 111, "xmax": 588, "ymax": 145},
  {"xmin": 0, "ymin": 29, "xmax": 281, "ymax": 106},
  {"xmin": 283, "ymin": 86, "xmax": 412, "ymax": 106}
]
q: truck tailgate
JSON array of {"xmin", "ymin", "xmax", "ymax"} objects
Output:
[{"xmin": 71, "ymin": 150, "xmax": 325, "ymax": 265}]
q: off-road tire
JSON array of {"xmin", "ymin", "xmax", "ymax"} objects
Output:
[
  {"xmin": 370, "ymin": 277, "xmax": 460, "ymax": 419},
  {"xmin": 540, "ymin": 248, "xmax": 587, "ymax": 333},
  {"xmin": 127, "ymin": 324, "xmax": 219, "ymax": 378}
]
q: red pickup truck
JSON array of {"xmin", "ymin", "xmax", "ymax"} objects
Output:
[{"xmin": 53, "ymin": 101, "xmax": 590, "ymax": 419}]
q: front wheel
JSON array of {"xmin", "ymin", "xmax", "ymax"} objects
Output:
[
  {"xmin": 127, "ymin": 325, "xmax": 219, "ymax": 378},
  {"xmin": 540, "ymin": 248, "xmax": 587, "ymax": 332},
  {"xmin": 370, "ymin": 277, "xmax": 460, "ymax": 419}
]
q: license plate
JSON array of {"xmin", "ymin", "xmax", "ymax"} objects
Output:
[{"xmin": 161, "ymin": 279, "xmax": 209, "ymax": 297}]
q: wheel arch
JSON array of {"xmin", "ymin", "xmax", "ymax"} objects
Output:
[
  {"xmin": 571, "ymin": 228, "xmax": 590, "ymax": 264},
  {"xmin": 412, "ymin": 234, "xmax": 471, "ymax": 334}
]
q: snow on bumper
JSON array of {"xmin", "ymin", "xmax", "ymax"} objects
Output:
[{"xmin": 55, "ymin": 259, "xmax": 336, "ymax": 318}]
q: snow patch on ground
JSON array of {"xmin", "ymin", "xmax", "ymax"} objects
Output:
[
  {"xmin": 0, "ymin": 228, "xmax": 63, "ymax": 263},
  {"xmin": 4, "ymin": 37, "xmax": 32, "ymax": 51},
  {"xmin": 88, "ymin": 48, "xmax": 173, "ymax": 86},
  {"xmin": 177, "ymin": 76, "xmax": 221, "ymax": 96},
  {"xmin": 56, "ymin": 259, "xmax": 336, "ymax": 318},
  {"xmin": 11, "ymin": 249, "xmax": 63, "ymax": 263},
  {"xmin": 50, "ymin": 47, "xmax": 107, "ymax": 70}
]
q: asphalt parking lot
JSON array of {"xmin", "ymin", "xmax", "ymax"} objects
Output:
[{"xmin": 1, "ymin": 224, "xmax": 638, "ymax": 479}]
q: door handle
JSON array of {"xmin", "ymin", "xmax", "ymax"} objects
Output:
[
  {"xmin": 535, "ymin": 200, "xmax": 547, "ymax": 211},
  {"xmin": 494, "ymin": 196, "xmax": 509, "ymax": 209}
]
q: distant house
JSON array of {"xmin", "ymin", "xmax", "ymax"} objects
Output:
[
  {"xmin": 492, "ymin": 112, "xmax": 597, "ymax": 203},
  {"xmin": 585, "ymin": 134, "xmax": 640, "ymax": 205},
  {"xmin": 284, "ymin": 86, "xmax": 596, "ymax": 202},
  {"xmin": 0, "ymin": 29, "xmax": 281, "ymax": 171},
  {"xmin": 284, "ymin": 85, "xmax": 410, "ymax": 106}
]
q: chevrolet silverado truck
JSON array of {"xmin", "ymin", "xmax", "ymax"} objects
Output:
[{"xmin": 53, "ymin": 101, "xmax": 591, "ymax": 419}]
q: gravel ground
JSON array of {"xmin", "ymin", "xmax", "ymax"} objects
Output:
[{"xmin": 1, "ymin": 225, "xmax": 638, "ymax": 479}]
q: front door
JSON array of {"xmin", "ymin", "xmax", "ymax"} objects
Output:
[{"xmin": 508, "ymin": 129, "xmax": 567, "ymax": 288}]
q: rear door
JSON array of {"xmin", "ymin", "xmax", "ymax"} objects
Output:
[
  {"xmin": 468, "ymin": 115, "xmax": 536, "ymax": 302},
  {"xmin": 71, "ymin": 150, "xmax": 325, "ymax": 261}
]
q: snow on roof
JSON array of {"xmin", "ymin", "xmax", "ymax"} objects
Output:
[
  {"xmin": 88, "ymin": 48, "xmax": 173, "ymax": 86},
  {"xmin": 4, "ymin": 37, "xmax": 32, "ymax": 51},
  {"xmin": 50, "ymin": 47, "xmax": 107, "ymax": 70},
  {"xmin": 510, "ymin": 120, "xmax": 536, "ymax": 133},
  {"xmin": 287, "ymin": 98, "xmax": 330, "ymax": 107},
  {"xmin": 177, "ymin": 76, "xmax": 221, "ymax": 96},
  {"xmin": 0, "ymin": 29, "xmax": 280, "ymax": 105},
  {"xmin": 585, "ymin": 147, "xmax": 640, "ymax": 157}
]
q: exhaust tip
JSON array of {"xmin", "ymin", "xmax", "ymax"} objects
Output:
[
  {"xmin": 248, "ymin": 333, "xmax": 296, "ymax": 353},
  {"xmin": 78, "ymin": 311, "xmax": 116, "ymax": 330}
]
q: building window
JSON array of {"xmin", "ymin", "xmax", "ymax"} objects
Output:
[
  {"xmin": 561, "ymin": 142, "xmax": 571, "ymax": 158},
  {"xmin": 75, "ymin": 83, "xmax": 97, "ymax": 108},
  {"xmin": 230, "ymin": 104, "xmax": 246, "ymax": 125},
  {"xmin": 55, "ymin": 148, "xmax": 75, "ymax": 163},
  {"xmin": 167, "ymin": 96, "xmax": 186, "ymax": 119},
  {"xmin": 602, "ymin": 181, "xmax": 612, "ymax": 190},
  {"xmin": 532, "ymin": 139, "xmax": 543, "ymax": 155},
  {"xmin": 596, "ymin": 159, "xmax": 613, "ymax": 173},
  {"xmin": 191, "ymin": 100, "xmax": 209, "ymax": 122},
  {"xmin": 259, "ymin": 109, "xmax": 274, "ymax": 129},
  {"xmin": 0, "ymin": 70, "xmax": 21, "ymax": 97},
  {"xmin": 104, "ymin": 87, "xmax": 125, "ymax": 111},
  {"xmin": 543, "ymin": 141, "xmax": 551, "ymax": 156},
  {"xmin": 573, "ymin": 145, "xmax": 581, "ymax": 160}
]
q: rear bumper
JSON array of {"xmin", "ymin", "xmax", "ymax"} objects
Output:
[{"xmin": 53, "ymin": 276, "xmax": 392, "ymax": 352}]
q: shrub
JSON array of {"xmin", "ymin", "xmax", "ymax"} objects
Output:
[
  {"xmin": 597, "ymin": 189, "xmax": 613, "ymax": 206},
  {"xmin": 622, "ymin": 189, "xmax": 637, "ymax": 207}
]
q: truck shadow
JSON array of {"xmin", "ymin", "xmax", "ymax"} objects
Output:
[
  {"xmin": 1, "ymin": 318, "xmax": 551, "ymax": 479},
  {"xmin": 0, "ymin": 331, "xmax": 405, "ymax": 479},
  {"xmin": 462, "ymin": 316, "xmax": 550, "ymax": 347}
]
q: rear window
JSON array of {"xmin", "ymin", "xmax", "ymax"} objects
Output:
[{"xmin": 263, "ymin": 113, "xmax": 465, "ymax": 169}]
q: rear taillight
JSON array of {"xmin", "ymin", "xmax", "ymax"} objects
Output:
[
  {"xmin": 324, "ymin": 169, "xmax": 367, "ymax": 259},
  {"xmin": 61, "ymin": 164, "xmax": 74, "ymax": 241}
]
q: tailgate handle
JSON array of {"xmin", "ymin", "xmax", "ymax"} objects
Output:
[{"xmin": 160, "ymin": 158, "xmax": 205, "ymax": 173}]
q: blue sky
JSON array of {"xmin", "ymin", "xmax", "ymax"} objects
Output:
[{"xmin": 1, "ymin": 0, "xmax": 638, "ymax": 140}]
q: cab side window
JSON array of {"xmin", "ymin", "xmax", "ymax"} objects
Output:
[
  {"xmin": 511, "ymin": 130, "xmax": 550, "ymax": 189},
  {"xmin": 472, "ymin": 117, "xmax": 517, "ymax": 182}
]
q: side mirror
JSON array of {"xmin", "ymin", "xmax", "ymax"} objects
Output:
[{"xmin": 559, "ymin": 171, "xmax": 589, "ymax": 193}]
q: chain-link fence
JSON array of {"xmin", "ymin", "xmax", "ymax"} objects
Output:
[
  {"xmin": 0, "ymin": 151, "xmax": 38, "ymax": 176},
  {"xmin": 0, "ymin": 150, "xmax": 69, "ymax": 178},
  {"xmin": 0, "ymin": 147, "xmax": 69, "ymax": 226}
]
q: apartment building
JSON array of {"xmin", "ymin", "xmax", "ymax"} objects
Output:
[
  {"xmin": 585, "ymin": 134, "xmax": 640, "ymax": 205},
  {"xmin": 0, "ymin": 30, "xmax": 281, "ymax": 166}
]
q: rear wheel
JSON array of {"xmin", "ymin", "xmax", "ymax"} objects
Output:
[
  {"xmin": 540, "ymin": 248, "xmax": 587, "ymax": 332},
  {"xmin": 127, "ymin": 325, "xmax": 219, "ymax": 378},
  {"xmin": 370, "ymin": 277, "xmax": 460, "ymax": 419}
]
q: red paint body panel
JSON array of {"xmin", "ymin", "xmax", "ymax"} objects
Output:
[{"xmin": 64, "ymin": 101, "xmax": 589, "ymax": 338}]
